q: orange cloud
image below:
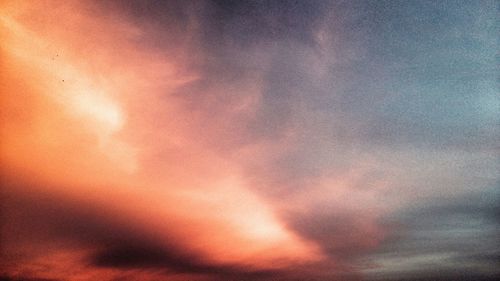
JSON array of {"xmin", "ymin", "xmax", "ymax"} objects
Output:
[{"xmin": 1, "ymin": 1, "xmax": 322, "ymax": 279}]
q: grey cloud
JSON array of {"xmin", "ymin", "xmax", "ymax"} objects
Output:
[{"xmin": 362, "ymin": 187, "xmax": 500, "ymax": 280}]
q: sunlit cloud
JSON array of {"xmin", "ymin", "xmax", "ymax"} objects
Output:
[{"xmin": 1, "ymin": 1, "xmax": 498, "ymax": 281}]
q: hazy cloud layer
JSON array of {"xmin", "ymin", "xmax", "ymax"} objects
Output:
[{"xmin": 1, "ymin": 1, "xmax": 498, "ymax": 280}]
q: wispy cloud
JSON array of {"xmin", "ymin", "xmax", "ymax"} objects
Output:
[{"xmin": 1, "ymin": 1, "xmax": 498, "ymax": 280}]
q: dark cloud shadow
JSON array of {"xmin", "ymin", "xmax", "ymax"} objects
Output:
[{"xmin": 0, "ymin": 182, "xmax": 282, "ymax": 280}]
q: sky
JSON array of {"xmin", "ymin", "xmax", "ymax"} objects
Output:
[{"xmin": 0, "ymin": 0, "xmax": 498, "ymax": 280}]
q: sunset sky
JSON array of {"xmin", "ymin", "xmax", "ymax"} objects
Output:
[{"xmin": 0, "ymin": 1, "xmax": 498, "ymax": 280}]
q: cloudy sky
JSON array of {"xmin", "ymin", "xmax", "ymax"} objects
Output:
[{"xmin": 0, "ymin": 1, "xmax": 498, "ymax": 280}]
